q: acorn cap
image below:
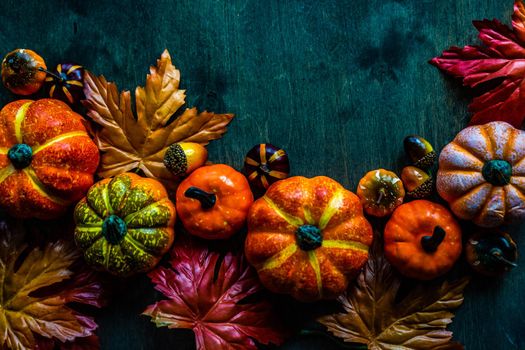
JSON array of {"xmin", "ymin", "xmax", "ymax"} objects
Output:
[
  {"xmin": 163, "ymin": 143, "xmax": 187, "ymax": 176},
  {"xmin": 407, "ymin": 176, "xmax": 433, "ymax": 198}
]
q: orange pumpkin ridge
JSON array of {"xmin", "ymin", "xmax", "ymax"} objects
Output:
[
  {"xmin": 0, "ymin": 99, "xmax": 99, "ymax": 219},
  {"xmin": 245, "ymin": 176, "xmax": 373, "ymax": 302}
]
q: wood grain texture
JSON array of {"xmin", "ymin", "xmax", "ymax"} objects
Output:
[{"xmin": 0, "ymin": 0, "xmax": 522, "ymax": 349}]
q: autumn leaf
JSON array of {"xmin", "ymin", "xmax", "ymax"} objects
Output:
[
  {"xmin": 143, "ymin": 236, "xmax": 288, "ymax": 350},
  {"xmin": 317, "ymin": 241, "xmax": 469, "ymax": 350},
  {"xmin": 0, "ymin": 218, "xmax": 105, "ymax": 350},
  {"xmin": 82, "ymin": 50, "xmax": 234, "ymax": 188},
  {"xmin": 430, "ymin": 0, "xmax": 525, "ymax": 128}
]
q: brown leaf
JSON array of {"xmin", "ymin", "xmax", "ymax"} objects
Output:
[
  {"xmin": 82, "ymin": 50, "xmax": 234, "ymax": 188},
  {"xmin": 318, "ymin": 242, "xmax": 469, "ymax": 350},
  {"xmin": 0, "ymin": 218, "xmax": 105, "ymax": 350}
]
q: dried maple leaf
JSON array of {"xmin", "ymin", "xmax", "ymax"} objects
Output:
[
  {"xmin": 317, "ymin": 241, "xmax": 469, "ymax": 350},
  {"xmin": 82, "ymin": 50, "xmax": 234, "ymax": 187},
  {"xmin": 143, "ymin": 236, "xmax": 287, "ymax": 350},
  {"xmin": 0, "ymin": 218, "xmax": 105, "ymax": 350},
  {"xmin": 430, "ymin": 0, "xmax": 525, "ymax": 128}
]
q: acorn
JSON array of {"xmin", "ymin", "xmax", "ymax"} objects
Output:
[
  {"xmin": 163, "ymin": 142, "xmax": 208, "ymax": 176},
  {"xmin": 400, "ymin": 166, "xmax": 433, "ymax": 198},
  {"xmin": 1, "ymin": 49, "xmax": 47, "ymax": 95},
  {"xmin": 403, "ymin": 135, "xmax": 436, "ymax": 169},
  {"xmin": 465, "ymin": 231, "xmax": 517, "ymax": 276},
  {"xmin": 44, "ymin": 63, "xmax": 85, "ymax": 104},
  {"xmin": 244, "ymin": 143, "xmax": 290, "ymax": 190}
]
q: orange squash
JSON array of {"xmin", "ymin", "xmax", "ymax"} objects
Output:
[
  {"xmin": 384, "ymin": 200, "xmax": 462, "ymax": 280},
  {"xmin": 245, "ymin": 176, "xmax": 373, "ymax": 301},
  {"xmin": 176, "ymin": 164, "xmax": 254, "ymax": 239},
  {"xmin": 437, "ymin": 121, "xmax": 525, "ymax": 227},
  {"xmin": 0, "ymin": 99, "xmax": 99, "ymax": 219}
]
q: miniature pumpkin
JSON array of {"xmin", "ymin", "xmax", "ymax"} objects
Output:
[
  {"xmin": 1, "ymin": 49, "xmax": 47, "ymax": 95},
  {"xmin": 245, "ymin": 176, "xmax": 373, "ymax": 301},
  {"xmin": 44, "ymin": 63, "xmax": 85, "ymax": 104},
  {"xmin": 74, "ymin": 173, "xmax": 176, "ymax": 276},
  {"xmin": 0, "ymin": 99, "xmax": 99, "ymax": 219},
  {"xmin": 243, "ymin": 143, "xmax": 290, "ymax": 190},
  {"xmin": 384, "ymin": 200, "xmax": 462, "ymax": 280},
  {"xmin": 176, "ymin": 164, "xmax": 254, "ymax": 239},
  {"xmin": 437, "ymin": 121, "xmax": 525, "ymax": 227},
  {"xmin": 465, "ymin": 231, "xmax": 517, "ymax": 276},
  {"xmin": 356, "ymin": 169, "xmax": 405, "ymax": 217}
]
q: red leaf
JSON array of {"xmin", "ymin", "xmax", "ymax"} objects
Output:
[
  {"xmin": 143, "ymin": 236, "xmax": 288, "ymax": 350},
  {"xmin": 430, "ymin": 0, "xmax": 525, "ymax": 127}
]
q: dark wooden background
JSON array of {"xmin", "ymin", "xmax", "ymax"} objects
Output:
[{"xmin": 0, "ymin": 0, "xmax": 523, "ymax": 349}]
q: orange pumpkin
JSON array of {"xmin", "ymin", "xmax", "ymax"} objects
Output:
[
  {"xmin": 245, "ymin": 176, "xmax": 373, "ymax": 301},
  {"xmin": 384, "ymin": 200, "xmax": 462, "ymax": 280},
  {"xmin": 357, "ymin": 169, "xmax": 405, "ymax": 217},
  {"xmin": 176, "ymin": 164, "xmax": 254, "ymax": 239},
  {"xmin": 0, "ymin": 99, "xmax": 99, "ymax": 219},
  {"xmin": 437, "ymin": 121, "xmax": 525, "ymax": 227}
]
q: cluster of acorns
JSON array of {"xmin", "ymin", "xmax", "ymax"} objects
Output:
[{"xmin": 1, "ymin": 48, "xmax": 84, "ymax": 104}]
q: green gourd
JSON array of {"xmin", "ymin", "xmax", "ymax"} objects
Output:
[{"xmin": 74, "ymin": 172, "xmax": 176, "ymax": 276}]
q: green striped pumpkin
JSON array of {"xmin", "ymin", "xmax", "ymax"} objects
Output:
[{"xmin": 74, "ymin": 172, "xmax": 176, "ymax": 276}]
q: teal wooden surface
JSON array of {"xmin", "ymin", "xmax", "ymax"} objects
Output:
[{"xmin": 0, "ymin": 0, "xmax": 523, "ymax": 349}]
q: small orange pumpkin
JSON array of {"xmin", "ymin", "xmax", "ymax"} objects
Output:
[
  {"xmin": 0, "ymin": 99, "xmax": 99, "ymax": 219},
  {"xmin": 384, "ymin": 200, "xmax": 462, "ymax": 280},
  {"xmin": 245, "ymin": 176, "xmax": 373, "ymax": 301},
  {"xmin": 357, "ymin": 169, "xmax": 405, "ymax": 217},
  {"xmin": 176, "ymin": 164, "xmax": 254, "ymax": 239},
  {"xmin": 437, "ymin": 121, "xmax": 525, "ymax": 227}
]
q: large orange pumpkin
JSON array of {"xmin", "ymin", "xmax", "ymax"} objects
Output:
[
  {"xmin": 0, "ymin": 98, "xmax": 99, "ymax": 219},
  {"xmin": 245, "ymin": 176, "xmax": 373, "ymax": 301},
  {"xmin": 437, "ymin": 121, "xmax": 525, "ymax": 227}
]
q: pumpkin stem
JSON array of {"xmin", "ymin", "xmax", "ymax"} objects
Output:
[
  {"xmin": 184, "ymin": 186, "xmax": 217, "ymax": 209},
  {"xmin": 296, "ymin": 225, "xmax": 323, "ymax": 251},
  {"xmin": 102, "ymin": 215, "xmax": 128, "ymax": 244},
  {"xmin": 481, "ymin": 160, "xmax": 511, "ymax": 186},
  {"xmin": 490, "ymin": 248, "xmax": 518, "ymax": 268},
  {"xmin": 421, "ymin": 226, "xmax": 446, "ymax": 253},
  {"xmin": 38, "ymin": 66, "xmax": 65, "ymax": 82},
  {"xmin": 7, "ymin": 143, "xmax": 32, "ymax": 169}
]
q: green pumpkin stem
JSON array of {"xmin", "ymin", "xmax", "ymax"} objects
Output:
[
  {"xmin": 490, "ymin": 248, "xmax": 518, "ymax": 268},
  {"xmin": 184, "ymin": 186, "xmax": 217, "ymax": 209},
  {"xmin": 421, "ymin": 226, "xmax": 446, "ymax": 253}
]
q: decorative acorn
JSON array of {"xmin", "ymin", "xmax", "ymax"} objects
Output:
[
  {"xmin": 163, "ymin": 142, "xmax": 208, "ymax": 176},
  {"xmin": 404, "ymin": 135, "xmax": 436, "ymax": 169},
  {"xmin": 465, "ymin": 231, "xmax": 517, "ymax": 276},
  {"xmin": 1, "ymin": 49, "xmax": 47, "ymax": 95},
  {"xmin": 401, "ymin": 166, "xmax": 433, "ymax": 198},
  {"xmin": 44, "ymin": 63, "xmax": 85, "ymax": 104},
  {"xmin": 243, "ymin": 143, "xmax": 290, "ymax": 190}
]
